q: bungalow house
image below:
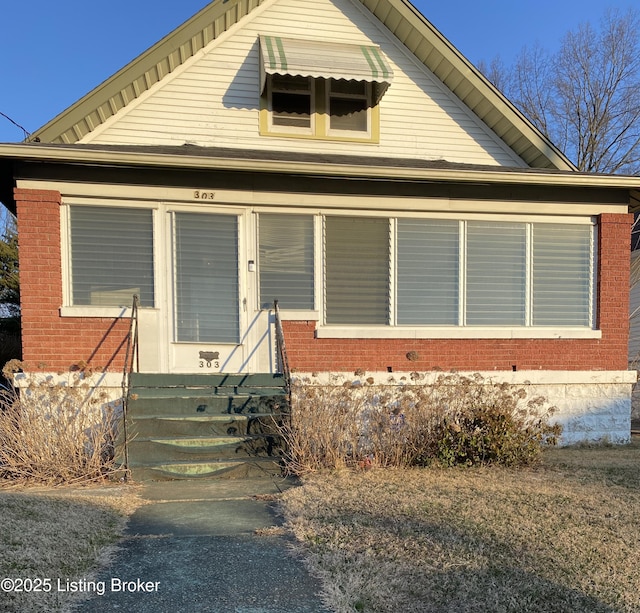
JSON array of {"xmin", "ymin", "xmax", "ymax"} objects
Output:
[{"xmin": 1, "ymin": 0, "xmax": 639, "ymax": 477}]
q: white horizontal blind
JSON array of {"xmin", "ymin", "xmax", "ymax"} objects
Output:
[
  {"xmin": 174, "ymin": 213, "xmax": 239, "ymax": 343},
  {"xmin": 397, "ymin": 219, "xmax": 459, "ymax": 325},
  {"xmin": 532, "ymin": 224, "xmax": 592, "ymax": 326},
  {"xmin": 466, "ymin": 222, "xmax": 526, "ymax": 325},
  {"xmin": 325, "ymin": 216, "xmax": 390, "ymax": 324},
  {"xmin": 259, "ymin": 214, "xmax": 314, "ymax": 309},
  {"xmin": 70, "ymin": 206, "xmax": 154, "ymax": 307}
]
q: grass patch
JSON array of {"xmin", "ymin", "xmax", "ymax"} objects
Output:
[
  {"xmin": 0, "ymin": 485, "xmax": 144, "ymax": 612},
  {"xmin": 280, "ymin": 439, "xmax": 640, "ymax": 612}
]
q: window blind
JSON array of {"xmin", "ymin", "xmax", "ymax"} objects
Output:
[
  {"xmin": 174, "ymin": 213, "xmax": 239, "ymax": 343},
  {"xmin": 532, "ymin": 224, "xmax": 592, "ymax": 326},
  {"xmin": 70, "ymin": 206, "xmax": 154, "ymax": 307},
  {"xmin": 259, "ymin": 214, "xmax": 314, "ymax": 309},
  {"xmin": 397, "ymin": 219, "xmax": 459, "ymax": 325},
  {"xmin": 466, "ymin": 222, "xmax": 526, "ymax": 325},
  {"xmin": 325, "ymin": 216, "xmax": 390, "ymax": 324}
]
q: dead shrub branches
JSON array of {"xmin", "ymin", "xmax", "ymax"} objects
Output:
[
  {"xmin": 280, "ymin": 372, "xmax": 561, "ymax": 475},
  {"xmin": 0, "ymin": 363, "xmax": 120, "ymax": 484}
]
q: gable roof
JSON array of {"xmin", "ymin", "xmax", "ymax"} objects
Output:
[{"xmin": 31, "ymin": 0, "xmax": 575, "ymax": 171}]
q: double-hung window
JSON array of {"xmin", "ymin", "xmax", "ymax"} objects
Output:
[{"xmin": 269, "ymin": 75, "xmax": 313, "ymax": 132}]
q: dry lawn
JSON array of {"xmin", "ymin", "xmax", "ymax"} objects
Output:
[
  {"xmin": 0, "ymin": 484, "xmax": 144, "ymax": 613},
  {"xmin": 280, "ymin": 440, "xmax": 640, "ymax": 613}
]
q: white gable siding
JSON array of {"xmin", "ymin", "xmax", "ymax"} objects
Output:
[{"xmin": 83, "ymin": 0, "xmax": 525, "ymax": 167}]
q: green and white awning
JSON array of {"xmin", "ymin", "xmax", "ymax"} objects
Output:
[{"xmin": 259, "ymin": 35, "xmax": 394, "ymax": 100}]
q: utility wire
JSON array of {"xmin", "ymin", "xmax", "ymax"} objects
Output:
[{"xmin": 0, "ymin": 112, "xmax": 31, "ymax": 140}]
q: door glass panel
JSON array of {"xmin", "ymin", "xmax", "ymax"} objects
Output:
[{"xmin": 174, "ymin": 213, "xmax": 239, "ymax": 343}]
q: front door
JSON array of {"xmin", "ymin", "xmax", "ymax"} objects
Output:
[{"xmin": 167, "ymin": 209, "xmax": 274, "ymax": 374}]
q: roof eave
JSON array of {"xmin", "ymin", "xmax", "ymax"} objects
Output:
[
  {"xmin": 359, "ymin": 0, "xmax": 577, "ymax": 171},
  {"xmin": 0, "ymin": 144, "xmax": 637, "ymax": 191},
  {"xmin": 32, "ymin": 0, "xmax": 266, "ymax": 145}
]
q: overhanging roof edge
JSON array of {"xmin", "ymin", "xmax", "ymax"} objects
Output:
[{"xmin": 2, "ymin": 144, "xmax": 638, "ymax": 191}]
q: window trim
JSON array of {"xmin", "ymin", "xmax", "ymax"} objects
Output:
[
  {"xmin": 260, "ymin": 77, "xmax": 380, "ymax": 143},
  {"xmin": 61, "ymin": 202, "xmax": 158, "ymax": 314},
  {"xmin": 316, "ymin": 326, "xmax": 602, "ymax": 339},
  {"xmin": 321, "ymin": 215, "xmax": 598, "ymax": 335}
]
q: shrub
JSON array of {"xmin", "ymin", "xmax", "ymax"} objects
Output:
[
  {"xmin": 280, "ymin": 372, "xmax": 561, "ymax": 474},
  {"xmin": 0, "ymin": 362, "xmax": 121, "ymax": 484}
]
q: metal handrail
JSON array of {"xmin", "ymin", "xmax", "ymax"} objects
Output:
[
  {"xmin": 120, "ymin": 294, "xmax": 140, "ymax": 476},
  {"xmin": 273, "ymin": 300, "xmax": 291, "ymax": 397}
]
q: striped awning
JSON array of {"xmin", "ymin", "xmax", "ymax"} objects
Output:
[{"xmin": 259, "ymin": 35, "xmax": 394, "ymax": 100}]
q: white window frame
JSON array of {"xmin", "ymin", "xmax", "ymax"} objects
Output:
[
  {"xmin": 319, "ymin": 214, "xmax": 600, "ymax": 339},
  {"xmin": 60, "ymin": 200, "xmax": 160, "ymax": 318}
]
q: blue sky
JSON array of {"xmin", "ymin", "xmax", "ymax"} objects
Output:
[{"xmin": 0, "ymin": 0, "xmax": 635, "ymax": 142}]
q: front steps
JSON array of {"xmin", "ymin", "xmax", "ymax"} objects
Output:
[{"xmin": 120, "ymin": 373, "xmax": 289, "ymax": 481}]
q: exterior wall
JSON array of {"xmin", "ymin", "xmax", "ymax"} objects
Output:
[
  {"xmin": 83, "ymin": 0, "xmax": 524, "ymax": 167},
  {"xmin": 629, "ymin": 250, "xmax": 640, "ymax": 365},
  {"xmin": 15, "ymin": 188, "xmax": 130, "ymax": 373},
  {"xmin": 284, "ymin": 214, "xmax": 633, "ymax": 374},
  {"xmin": 15, "ymin": 186, "xmax": 633, "ymax": 378}
]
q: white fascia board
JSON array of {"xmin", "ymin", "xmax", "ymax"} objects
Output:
[{"xmin": 3, "ymin": 144, "xmax": 640, "ymax": 190}]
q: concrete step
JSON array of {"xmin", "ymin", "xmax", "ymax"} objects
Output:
[
  {"xmin": 129, "ymin": 386, "xmax": 287, "ymax": 399},
  {"xmin": 130, "ymin": 373, "xmax": 286, "ymax": 389},
  {"xmin": 122, "ymin": 372, "xmax": 289, "ymax": 481},
  {"xmin": 127, "ymin": 414, "xmax": 284, "ymax": 438},
  {"xmin": 126, "ymin": 458, "xmax": 283, "ymax": 481},
  {"xmin": 127, "ymin": 435, "xmax": 284, "ymax": 463},
  {"xmin": 127, "ymin": 394, "xmax": 288, "ymax": 417}
]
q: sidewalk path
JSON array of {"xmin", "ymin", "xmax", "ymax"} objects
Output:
[{"xmin": 73, "ymin": 477, "xmax": 331, "ymax": 613}]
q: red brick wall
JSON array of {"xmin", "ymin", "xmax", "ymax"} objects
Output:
[
  {"xmin": 15, "ymin": 188, "xmax": 129, "ymax": 373},
  {"xmin": 14, "ymin": 186, "xmax": 632, "ymax": 374},
  {"xmin": 285, "ymin": 213, "xmax": 634, "ymax": 373}
]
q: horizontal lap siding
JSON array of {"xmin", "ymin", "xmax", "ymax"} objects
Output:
[
  {"xmin": 86, "ymin": 0, "xmax": 523, "ymax": 166},
  {"xmin": 15, "ymin": 189, "xmax": 130, "ymax": 372}
]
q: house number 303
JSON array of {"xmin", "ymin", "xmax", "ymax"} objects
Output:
[
  {"xmin": 200, "ymin": 360, "xmax": 220, "ymax": 369},
  {"xmin": 194, "ymin": 190, "xmax": 215, "ymax": 200},
  {"xmin": 198, "ymin": 351, "xmax": 220, "ymax": 369}
]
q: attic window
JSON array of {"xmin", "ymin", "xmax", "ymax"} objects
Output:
[
  {"xmin": 259, "ymin": 35, "xmax": 393, "ymax": 141},
  {"xmin": 271, "ymin": 75, "xmax": 312, "ymax": 130}
]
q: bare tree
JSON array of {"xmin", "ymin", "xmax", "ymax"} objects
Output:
[
  {"xmin": 481, "ymin": 8, "xmax": 640, "ymax": 175},
  {"xmin": 0, "ymin": 207, "xmax": 19, "ymax": 317}
]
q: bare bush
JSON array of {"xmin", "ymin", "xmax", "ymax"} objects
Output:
[
  {"xmin": 281, "ymin": 372, "xmax": 561, "ymax": 475},
  {"xmin": 0, "ymin": 363, "xmax": 121, "ymax": 484}
]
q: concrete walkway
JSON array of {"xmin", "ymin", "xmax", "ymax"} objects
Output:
[{"xmin": 73, "ymin": 477, "xmax": 331, "ymax": 613}]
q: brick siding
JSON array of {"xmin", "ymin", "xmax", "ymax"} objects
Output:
[
  {"xmin": 15, "ymin": 188, "xmax": 129, "ymax": 372},
  {"xmin": 14, "ymin": 187, "xmax": 632, "ymax": 374}
]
